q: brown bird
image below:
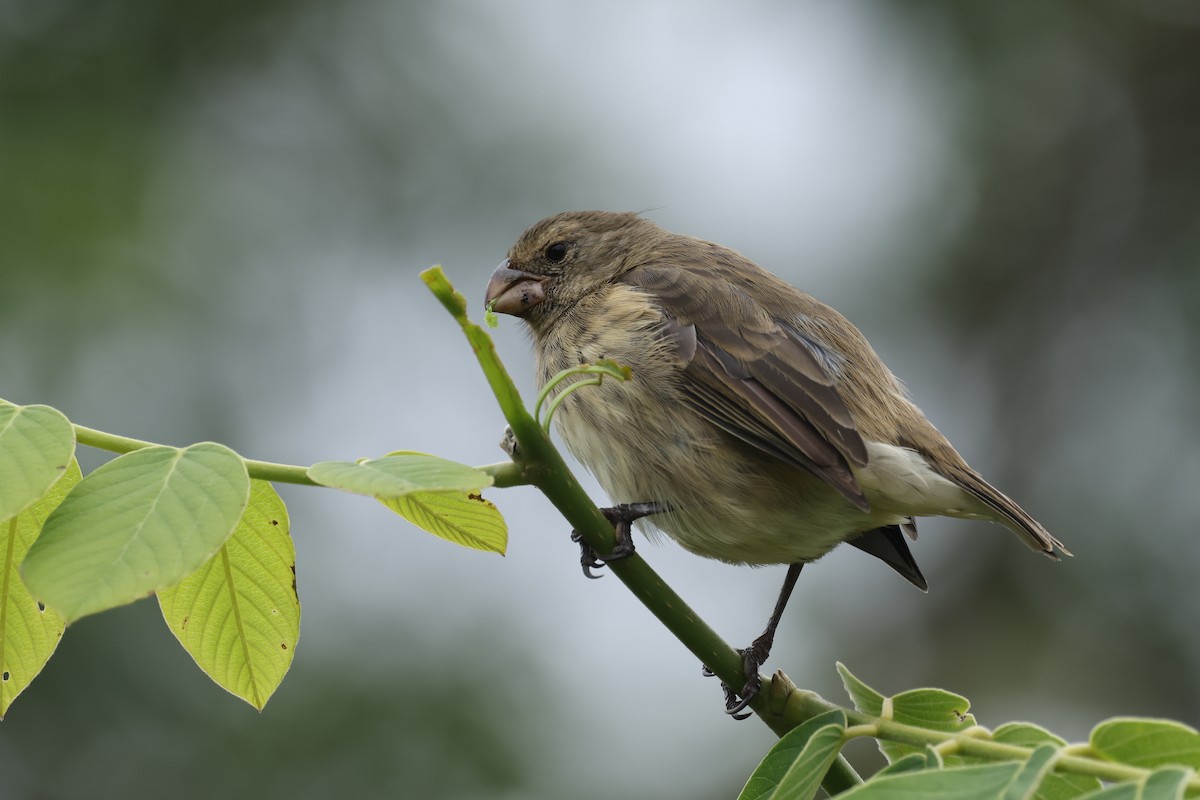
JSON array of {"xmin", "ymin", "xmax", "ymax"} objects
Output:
[{"xmin": 485, "ymin": 210, "xmax": 1067, "ymax": 717}]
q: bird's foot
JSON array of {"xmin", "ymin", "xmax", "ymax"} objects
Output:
[
  {"xmin": 701, "ymin": 632, "xmax": 773, "ymax": 720},
  {"xmin": 569, "ymin": 529, "xmax": 609, "ymax": 580},
  {"xmin": 569, "ymin": 502, "xmax": 669, "ymax": 578}
]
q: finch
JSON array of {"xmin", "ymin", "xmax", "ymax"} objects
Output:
[{"xmin": 485, "ymin": 210, "xmax": 1067, "ymax": 716}]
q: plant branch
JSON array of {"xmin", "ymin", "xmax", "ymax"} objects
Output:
[
  {"xmin": 421, "ymin": 266, "xmax": 863, "ymax": 792},
  {"xmin": 71, "ymin": 426, "xmax": 530, "ymax": 491},
  {"xmin": 771, "ymin": 672, "xmax": 1200, "ymax": 790}
]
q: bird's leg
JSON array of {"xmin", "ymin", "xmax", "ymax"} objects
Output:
[
  {"xmin": 712, "ymin": 563, "xmax": 804, "ymax": 719},
  {"xmin": 570, "ymin": 502, "xmax": 670, "ymax": 579}
]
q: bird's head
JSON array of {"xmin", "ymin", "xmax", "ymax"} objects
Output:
[{"xmin": 485, "ymin": 210, "xmax": 660, "ymax": 333}]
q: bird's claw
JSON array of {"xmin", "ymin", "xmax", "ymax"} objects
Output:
[
  {"xmin": 569, "ymin": 502, "xmax": 670, "ymax": 579},
  {"xmin": 570, "ymin": 530, "xmax": 607, "ymax": 579},
  {"xmin": 701, "ymin": 640, "xmax": 770, "ymax": 720}
]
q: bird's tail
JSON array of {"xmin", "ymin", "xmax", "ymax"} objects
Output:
[{"xmin": 950, "ymin": 466, "xmax": 1070, "ymax": 558}]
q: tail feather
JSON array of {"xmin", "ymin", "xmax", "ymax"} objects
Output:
[{"xmin": 947, "ymin": 466, "xmax": 1070, "ymax": 558}]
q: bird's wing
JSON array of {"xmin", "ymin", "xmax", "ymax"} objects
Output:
[{"xmin": 626, "ymin": 265, "xmax": 871, "ymax": 511}]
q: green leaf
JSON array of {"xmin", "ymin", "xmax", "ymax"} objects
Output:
[
  {"xmin": 22, "ymin": 443, "xmax": 250, "ymax": 622},
  {"xmin": 1, "ymin": 460, "xmax": 79, "ymax": 718},
  {"xmin": 1091, "ymin": 718, "xmax": 1200, "ymax": 770},
  {"xmin": 1076, "ymin": 786, "xmax": 1137, "ymax": 800},
  {"xmin": 993, "ymin": 723, "xmax": 1100, "ymax": 799},
  {"xmin": 158, "ymin": 481, "xmax": 299, "ymax": 710},
  {"xmin": 837, "ymin": 662, "xmax": 885, "ymax": 716},
  {"xmin": 838, "ymin": 663, "xmax": 977, "ymax": 763},
  {"xmin": 1142, "ymin": 767, "xmax": 1191, "ymax": 799},
  {"xmin": 1075, "ymin": 767, "xmax": 1192, "ymax": 800},
  {"xmin": 738, "ymin": 709, "xmax": 847, "ymax": 800},
  {"xmin": 838, "ymin": 762, "xmax": 1022, "ymax": 799},
  {"xmin": 380, "ymin": 490, "xmax": 507, "ymax": 555},
  {"xmin": 0, "ymin": 401, "xmax": 75, "ymax": 522},
  {"xmin": 994, "ymin": 723, "xmax": 1068, "ymax": 748},
  {"xmin": 308, "ymin": 451, "xmax": 493, "ymax": 499},
  {"xmin": 877, "ymin": 753, "xmax": 935, "ymax": 777},
  {"xmin": 891, "ymin": 687, "xmax": 977, "ymax": 732},
  {"xmin": 1003, "ymin": 743, "xmax": 1061, "ymax": 800}
]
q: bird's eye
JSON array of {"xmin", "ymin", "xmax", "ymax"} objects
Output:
[{"xmin": 545, "ymin": 241, "xmax": 569, "ymax": 263}]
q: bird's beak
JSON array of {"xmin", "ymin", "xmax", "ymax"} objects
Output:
[{"xmin": 485, "ymin": 259, "xmax": 549, "ymax": 317}]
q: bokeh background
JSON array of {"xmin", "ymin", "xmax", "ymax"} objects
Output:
[{"xmin": 2, "ymin": 1, "xmax": 1198, "ymax": 797}]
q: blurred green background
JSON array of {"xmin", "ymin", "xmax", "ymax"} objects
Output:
[{"xmin": 2, "ymin": 1, "xmax": 1198, "ymax": 797}]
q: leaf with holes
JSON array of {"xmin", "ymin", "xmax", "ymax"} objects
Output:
[
  {"xmin": 158, "ymin": 480, "xmax": 299, "ymax": 710},
  {"xmin": 22, "ymin": 443, "xmax": 250, "ymax": 622},
  {"xmin": 1, "ymin": 460, "xmax": 79, "ymax": 718},
  {"xmin": 0, "ymin": 401, "xmax": 75, "ymax": 522},
  {"xmin": 380, "ymin": 490, "xmax": 507, "ymax": 555}
]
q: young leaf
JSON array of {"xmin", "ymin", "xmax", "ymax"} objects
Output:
[
  {"xmin": 836, "ymin": 662, "xmax": 884, "ymax": 716},
  {"xmin": 22, "ymin": 443, "xmax": 250, "ymax": 622},
  {"xmin": 838, "ymin": 663, "xmax": 976, "ymax": 764},
  {"xmin": 0, "ymin": 460, "xmax": 79, "ymax": 718},
  {"xmin": 380, "ymin": 490, "xmax": 507, "ymax": 555},
  {"xmin": 1140, "ymin": 767, "xmax": 1191, "ymax": 799},
  {"xmin": 891, "ymin": 687, "xmax": 977, "ymax": 732},
  {"xmin": 877, "ymin": 753, "xmax": 934, "ymax": 777},
  {"xmin": 1090, "ymin": 718, "xmax": 1200, "ymax": 770},
  {"xmin": 837, "ymin": 761, "xmax": 1022, "ymax": 799},
  {"xmin": 308, "ymin": 451, "xmax": 493, "ymax": 499},
  {"xmin": 158, "ymin": 480, "xmax": 299, "ymax": 710},
  {"xmin": 0, "ymin": 401, "xmax": 75, "ymax": 521},
  {"xmin": 1002, "ymin": 743, "xmax": 1060, "ymax": 800},
  {"xmin": 1075, "ymin": 785, "xmax": 1137, "ymax": 800},
  {"xmin": 1073, "ymin": 767, "xmax": 1191, "ymax": 800},
  {"xmin": 738, "ymin": 709, "xmax": 847, "ymax": 800},
  {"xmin": 992, "ymin": 723, "xmax": 1101, "ymax": 799}
]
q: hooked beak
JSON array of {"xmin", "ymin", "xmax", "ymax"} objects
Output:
[{"xmin": 485, "ymin": 259, "xmax": 549, "ymax": 317}]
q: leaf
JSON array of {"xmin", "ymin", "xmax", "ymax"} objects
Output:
[
  {"xmin": 877, "ymin": 753, "xmax": 935, "ymax": 777},
  {"xmin": 891, "ymin": 687, "xmax": 977, "ymax": 732},
  {"xmin": 380, "ymin": 490, "xmax": 507, "ymax": 555},
  {"xmin": 22, "ymin": 443, "xmax": 250, "ymax": 622},
  {"xmin": 1141, "ymin": 768, "xmax": 1191, "ymax": 799},
  {"xmin": 837, "ymin": 662, "xmax": 976, "ymax": 763},
  {"xmin": 158, "ymin": 481, "xmax": 299, "ymax": 710},
  {"xmin": 1075, "ymin": 767, "xmax": 1192, "ymax": 800},
  {"xmin": 837, "ymin": 662, "xmax": 884, "ymax": 716},
  {"xmin": 993, "ymin": 723, "xmax": 1100, "ymax": 799},
  {"xmin": 1076, "ymin": 785, "xmax": 1137, "ymax": 800},
  {"xmin": 738, "ymin": 709, "xmax": 847, "ymax": 800},
  {"xmin": 308, "ymin": 451, "xmax": 493, "ymax": 499},
  {"xmin": 1091, "ymin": 718, "xmax": 1200, "ymax": 770},
  {"xmin": 0, "ymin": 401, "xmax": 75, "ymax": 522},
  {"xmin": 1003, "ymin": 743, "xmax": 1061, "ymax": 800},
  {"xmin": 838, "ymin": 762, "xmax": 1022, "ymax": 799},
  {"xmin": 0, "ymin": 460, "xmax": 79, "ymax": 718}
]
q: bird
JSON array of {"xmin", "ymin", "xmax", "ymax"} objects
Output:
[{"xmin": 484, "ymin": 210, "xmax": 1067, "ymax": 717}]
